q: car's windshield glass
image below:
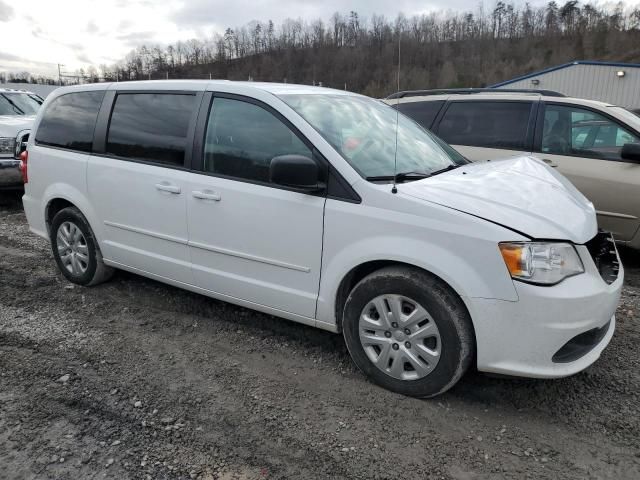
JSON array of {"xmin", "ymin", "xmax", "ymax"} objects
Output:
[
  {"xmin": 279, "ymin": 93, "xmax": 463, "ymax": 179},
  {"xmin": 609, "ymin": 106, "xmax": 640, "ymax": 131},
  {"xmin": 0, "ymin": 93, "xmax": 43, "ymax": 116}
]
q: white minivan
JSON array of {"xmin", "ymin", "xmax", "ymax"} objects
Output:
[{"xmin": 22, "ymin": 81, "xmax": 623, "ymax": 397}]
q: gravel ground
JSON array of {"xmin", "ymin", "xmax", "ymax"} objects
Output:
[{"xmin": 1, "ymin": 191, "xmax": 639, "ymax": 480}]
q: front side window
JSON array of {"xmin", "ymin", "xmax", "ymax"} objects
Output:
[
  {"xmin": 280, "ymin": 93, "xmax": 462, "ymax": 179},
  {"xmin": 35, "ymin": 91, "xmax": 104, "ymax": 153},
  {"xmin": 107, "ymin": 93, "xmax": 196, "ymax": 166},
  {"xmin": 437, "ymin": 101, "xmax": 532, "ymax": 150},
  {"xmin": 203, "ymin": 97, "xmax": 312, "ymax": 183},
  {"xmin": 0, "ymin": 92, "xmax": 42, "ymax": 116},
  {"xmin": 542, "ymin": 104, "xmax": 640, "ymax": 160}
]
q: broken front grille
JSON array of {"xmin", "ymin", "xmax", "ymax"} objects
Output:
[{"xmin": 585, "ymin": 231, "xmax": 620, "ymax": 285}]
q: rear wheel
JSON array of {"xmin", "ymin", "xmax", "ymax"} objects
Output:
[
  {"xmin": 342, "ymin": 266, "xmax": 474, "ymax": 398},
  {"xmin": 50, "ymin": 207, "xmax": 114, "ymax": 286}
]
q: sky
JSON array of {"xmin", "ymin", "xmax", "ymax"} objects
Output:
[{"xmin": 0, "ymin": 0, "xmax": 637, "ymax": 78}]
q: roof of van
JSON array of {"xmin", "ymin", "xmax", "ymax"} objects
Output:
[{"xmin": 50, "ymin": 80, "xmax": 356, "ymax": 97}]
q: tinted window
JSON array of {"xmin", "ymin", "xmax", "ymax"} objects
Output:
[
  {"xmin": 203, "ymin": 97, "xmax": 312, "ymax": 183},
  {"xmin": 395, "ymin": 100, "xmax": 444, "ymax": 130},
  {"xmin": 107, "ymin": 93, "xmax": 196, "ymax": 166},
  {"xmin": 542, "ymin": 104, "xmax": 640, "ymax": 160},
  {"xmin": 35, "ymin": 91, "xmax": 104, "ymax": 152},
  {"xmin": 437, "ymin": 101, "xmax": 532, "ymax": 149}
]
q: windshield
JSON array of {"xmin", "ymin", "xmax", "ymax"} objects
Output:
[
  {"xmin": 0, "ymin": 93, "xmax": 43, "ymax": 116},
  {"xmin": 280, "ymin": 93, "xmax": 465, "ymax": 179}
]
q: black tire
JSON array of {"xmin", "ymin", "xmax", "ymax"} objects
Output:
[
  {"xmin": 342, "ymin": 266, "xmax": 474, "ymax": 398},
  {"xmin": 50, "ymin": 206, "xmax": 114, "ymax": 286}
]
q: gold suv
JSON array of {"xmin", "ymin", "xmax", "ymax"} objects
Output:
[{"xmin": 385, "ymin": 89, "xmax": 640, "ymax": 249}]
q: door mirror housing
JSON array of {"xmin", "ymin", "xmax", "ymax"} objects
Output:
[
  {"xmin": 270, "ymin": 155, "xmax": 323, "ymax": 191},
  {"xmin": 621, "ymin": 143, "xmax": 640, "ymax": 163}
]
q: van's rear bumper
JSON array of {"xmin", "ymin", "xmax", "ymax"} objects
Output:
[
  {"xmin": 22, "ymin": 192, "xmax": 48, "ymax": 239},
  {"xmin": 465, "ymin": 244, "xmax": 623, "ymax": 378}
]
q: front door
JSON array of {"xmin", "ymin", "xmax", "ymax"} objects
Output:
[
  {"xmin": 536, "ymin": 103, "xmax": 640, "ymax": 241},
  {"xmin": 185, "ymin": 95, "xmax": 326, "ymax": 318}
]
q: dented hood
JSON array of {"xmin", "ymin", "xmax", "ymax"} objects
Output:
[{"xmin": 399, "ymin": 156, "xmax": 597, "ymax": 244}]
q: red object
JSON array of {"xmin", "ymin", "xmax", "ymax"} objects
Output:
[
  {"xmin": 19, "ymin": 150, "xmax": 28, "ymax": 183},
  {"xmin": 343, "ymin": 137, "xmax": 362, "ymax": 151}
]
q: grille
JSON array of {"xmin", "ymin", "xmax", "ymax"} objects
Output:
[
  {"xmin": 585, "ymin": 230, "xmax": 619, "ymax": 285},
  {"xmin": 14, "ymin": 131, "xmax": 29, "ymax": 159}
]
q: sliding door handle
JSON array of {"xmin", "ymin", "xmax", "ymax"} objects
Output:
[
  {"xmin": 155, "ymin": 182, "xmax": 181, "ymax": 194},
  {"xmin": 192, "ymin": 190, "xmax": 221, "ymax": 201}
]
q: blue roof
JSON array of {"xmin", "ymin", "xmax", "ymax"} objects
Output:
[{"xmin": 490, "ymin": 60, "xmax": 640, "ymax": 87}]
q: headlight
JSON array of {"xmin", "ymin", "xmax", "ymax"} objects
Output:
[
  {"xmin": 499, "ymin": 242, "xmax": 584, "ymax": 285},
  {"xmin": 0, "ymin": 137, "xmax": 16, "ymax": 156}
]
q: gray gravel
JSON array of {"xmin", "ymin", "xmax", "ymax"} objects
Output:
[{"xmin": 1, "ymin": 191, "xmax": 639, "ymax": 480}]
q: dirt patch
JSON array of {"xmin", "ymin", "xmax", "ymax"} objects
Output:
[{"xmin": 1, "ymin": 195, "xmax": 639, "ymax": 479}]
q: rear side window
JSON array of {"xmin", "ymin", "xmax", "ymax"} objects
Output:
[
  {"xmin": 107, "ymin": 93, "xmax": 196, "ymax": 166},
  {"xmin": 35, "ymin": 91, "xmax": 105, "ymax": 152},
  {"xmin": 437, "ymin": 101, "xmax": 532, "ymax": 150},
  {"xmin": 395, "ymin": 100, "xmax": 444, "ymax": 130}
]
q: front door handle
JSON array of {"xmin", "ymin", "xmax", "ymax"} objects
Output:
[
  {"xmin": 155, "ymin": 182, "xmax": 181, "ymax": 194},
  {"xmin": 192, "ymin": 190, "xmax": 221, "ymax": 201},
  {"xmin": 542, "ymin": 158, "xmax": 558, "ymax": 168}
]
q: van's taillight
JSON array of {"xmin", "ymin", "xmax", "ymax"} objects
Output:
[{"xmin": 19, "ymin": 151, "xmax": 28, "ymax": 183}]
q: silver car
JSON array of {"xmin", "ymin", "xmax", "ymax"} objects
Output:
[{"xmin": 0, "ymin": 88, "xmax": 43, "ymax": 189}]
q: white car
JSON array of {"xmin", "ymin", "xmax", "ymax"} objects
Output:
[
  {"xmin": 0, "ymin": 88, "xmax": 43, "ymax": 189},
  {"xmin": 22, "ymin": 81, "xmax": 623, "ymax": 397}
]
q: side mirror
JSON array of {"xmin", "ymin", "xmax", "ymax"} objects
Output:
[
  {"xmin": 621, "ymin": 143, "xmax": 640, "ymax": 163},
  {"xmin": 270, "ymin": 155, "xmax": 323, "ymax": 191}
]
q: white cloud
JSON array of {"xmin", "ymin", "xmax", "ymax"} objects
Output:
[
  {"xmin": 2, "ymin": 0, "xmax": 640, "ymax": 77},
  {"xmin": 0, "ymin": 0, "xmax": 192, "ymax": 76}
]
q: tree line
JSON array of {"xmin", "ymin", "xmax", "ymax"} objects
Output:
[{"xmin": 8, "ymin": 2, "xmax": 640, "ymax": 97}]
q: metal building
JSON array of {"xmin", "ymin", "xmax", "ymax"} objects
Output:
[{"xmin": 491, "ymin": 60, "xmax": 640, "ymax": 109}]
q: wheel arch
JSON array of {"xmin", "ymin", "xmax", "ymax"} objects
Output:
[
  {"xmin": 45, "ymin": 198, "xmax": 75, "ymax": 234},
  {"xmin": 41, "ymin": 184, "xmax": 102, "ymax": 243},
  {"xmin": 332, "ymin": 260, "xmax": 472, "ymax": 334}
]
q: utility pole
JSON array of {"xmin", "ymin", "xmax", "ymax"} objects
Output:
[{"xmin": 58, "ymin": 64, "xmax": 64, "ymax": 86}]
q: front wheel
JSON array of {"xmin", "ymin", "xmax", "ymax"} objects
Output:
[{"xmin": 342, "ymin": 266, "xmax": 474, "ymax": 398}]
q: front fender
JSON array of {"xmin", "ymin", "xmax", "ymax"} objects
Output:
[{"xmin": 316, "ymin": 198, "xmax": 524, "ymax": 329}]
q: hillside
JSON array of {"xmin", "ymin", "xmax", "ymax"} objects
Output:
[
  {"xmin": 12, "ymin": 2, "xmax": 640, "ymax": 97},
  {"xmin": 173, "ymin": 30, "xmax": 640, "ymax": 97}
]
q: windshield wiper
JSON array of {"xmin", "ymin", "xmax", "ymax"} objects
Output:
[
  {"xmin": 366, "ymin": 171, "xmax": 431, "ymax": 183},
  {"xmin": 0, "ymin": 94, "xmax": 25, "ymax": 115},
  {"xmin": 366, "ymin": 165, "xmax": 460, "ymax": 183},
  {"xmin": 429, "ymin": 164, "xmax": 460, "ymax": 176}
]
